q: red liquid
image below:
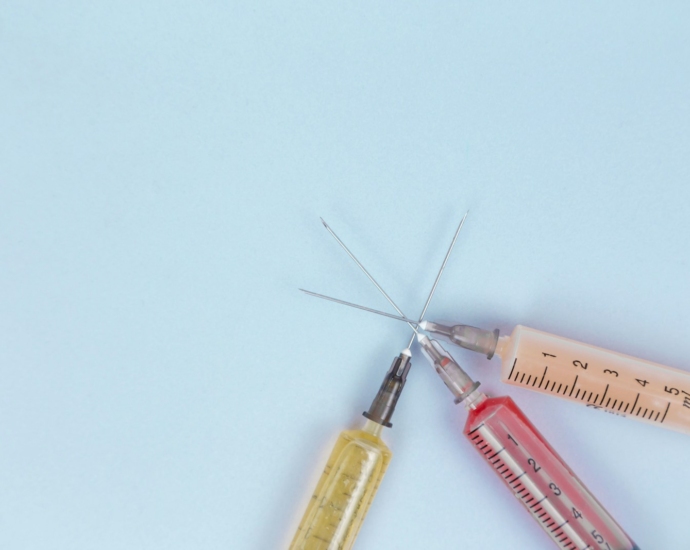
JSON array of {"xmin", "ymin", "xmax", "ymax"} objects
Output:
[{"xmin": 463, "ymin": 396, "xmax": 637, "ymax": 550}]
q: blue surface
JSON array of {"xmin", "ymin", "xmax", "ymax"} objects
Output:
[{"xmin": 1, "ymin": 2, "xmax": 689, "ymax": 548}]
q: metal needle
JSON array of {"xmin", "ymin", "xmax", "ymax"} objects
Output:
[
  {"xmin": 405, "ymin": 210, "xmax": 468, "ymax": 348},
  {"xmin": 299, "ymin": 289, "xmax": 420, "ymax": 325},
  {"xmin": 320, "ymin": 217, "xmax": 417, "ymax": 334}
]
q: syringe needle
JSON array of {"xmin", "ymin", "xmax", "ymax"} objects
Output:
[
  {"xmin": 300, "ymin": 289, "xmax": 420, "ymax": 325},
  {"xmin": 320, "ymin": 217, "xmax": 417, "ymax": 335},
  {"xmin": 405, "ymin": 210, "xmax": 468, "ymax": 348}
]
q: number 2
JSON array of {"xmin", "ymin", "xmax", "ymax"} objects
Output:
[
  {"xmin": 527, "ymin": 458, "xmax": 541, "ymax": 472},
  {"xmin": 573, "ymin": 360, "xmax": 588, "ymax": 370}
]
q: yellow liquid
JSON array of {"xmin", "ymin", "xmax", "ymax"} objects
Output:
[{"xmin": 289, "ymin": 420, "xmax": 392, "ymax": 550}]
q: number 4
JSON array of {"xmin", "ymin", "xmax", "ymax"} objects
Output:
[{"xmin": 636, "ymin": 379, "xmax": 649, "ymax": 387}]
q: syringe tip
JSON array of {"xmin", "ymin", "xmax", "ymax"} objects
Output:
[
  {"xmin": 401, "ymin": 348, "xmax": 411, "ymax": 357},
  {"xmin": 419, "ymin": 320, "xmax": 429, "ymax": 330}
]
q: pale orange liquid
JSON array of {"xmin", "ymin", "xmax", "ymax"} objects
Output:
[{"xmin": 496, "ymin": 325, "xmax": 690, "ymax": 435}]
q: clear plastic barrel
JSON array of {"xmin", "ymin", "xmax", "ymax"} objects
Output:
[
  {"xmin": 464, "ymin": 395, "xmax": 639, "ymax": 550},
  {"xmin": 289, "ymin": 420, "xmax": 391, "ymax": 550},
  {"xmin": 496, "ymin": 325, "xmax": 690, "ymax": 435}
]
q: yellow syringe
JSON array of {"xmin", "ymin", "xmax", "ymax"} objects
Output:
[
  {"xmin": 289, "ymin": 351, "xmax": 408, "ymax": 550},
  {"xmin": 290, "ymin": 214, "xmax": 467, "ymax": 549}
]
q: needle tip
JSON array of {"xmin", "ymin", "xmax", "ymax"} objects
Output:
[{"xmin": 319, "ymin": 217, "xmax": 328, "ymax": 228}]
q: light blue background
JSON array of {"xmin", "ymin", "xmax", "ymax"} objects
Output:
[{"xmin": 1, "ymin": 2, "xmax": 689, "ymax": 548}]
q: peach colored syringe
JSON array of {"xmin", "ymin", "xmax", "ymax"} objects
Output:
[
  {"xmin": 419, "ymin": 321, "xmax": 690, "ymax": 435},
  {"xmin": 300, "ymin": 289, "xmax": 690, "ymax": 436}
]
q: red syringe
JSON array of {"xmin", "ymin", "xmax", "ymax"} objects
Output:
[{"xmin": 417, "ymin": 334, "xmax": 640, "ymax": 550}]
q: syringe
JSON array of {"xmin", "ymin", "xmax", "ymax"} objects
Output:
[
  {"xmin": 288, "ymin": 350, "xmax": 409, "ymax": 550},
  {"xmin": 417, "ymin": 333, "xmax": 640, "ymax": 550},
  {"xmin": 300, "ymin": 293, "xmax": 690, "ymax": 436},
  {"xmin": 290, "ymin": 215, "xmax": 467, "ymax": 549},
  {"xmin": 419, "ymin": 320, "xmax": 690, "ymax": 436}
]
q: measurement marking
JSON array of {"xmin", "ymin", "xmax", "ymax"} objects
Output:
[
  {"xmin": 617, "ymin": 400, "xmax": 623, "ymax": 411},
  {"xmin": 524, "ymin": 496, "xmax": 534, "ymax": 504},
  {"xmin": 488, "ymin": 448, "xmax": 505, "ymax": 460},
  {"xmin": 468, "ymin": 423, "xmax": 485, "ymax": 434},
  {"xmin": 654, "ymin": 410, "xmax": 661, "ymax": 421},
  {"xmin": 557, "ymin": 383, "xmax": 563, "ymax": 393},
  {"xmin": 569, "ymin": 375, "xmax": 578, "ymax": 396},
  {"xmin": 550, "ymin": 381, "xmax": 557, "ymax": 391},
  {"xmin": 532, "ymin": 376, "xmax": 538, "ymax": 387},
  {"xmin": 606, "ymin": 397, "xmax": 611, "ymax": 407},
  {"xmin": 508, "ymin": 358, "xmax": 517, "ymax": 380},
  {"xmin": 479, "ymin": 444, "xmax": 488, "ymax": 451},
  {"xmin": 600, "ymin": 384, "xmax": 609, "ymax": 405},
  {"xmin": 631, "ymin": 393, "xmax": 640, "ymax": 413},
  {"xmin": 647, "ymin": 409, "xmax": 655, "ymax": 419},
  {"xmin": 563, "ymin": 385, "xmax": 569, "ymax": 394},
  {"xmin": 516, "ymin": 488, "xmax": 526, "ymax": 495},
  {"xmin": 611, "ymin": 399, "xmax": 617, "ymax": 409},
  {"xmin": 575, "ymin": 388, "xmax": 581, "ymax": 399},
  {"xmin": 587, "ymin": 392, "xmax": 593, "ymax": 403},
  {"xmin": 530, "ymin": 496, "xmax": 547, "ymax": 509},
  {"xmin": 552, "ymin": 520, "xmax": 569, "ymax": 532},
  {"xmin": 533, "ymin": 506, "xmax": 543, "ymax": 514},
  {"xmin": 520, "ymin": 372, "xmax": 526, "ymax": 383},
  {"xmin": 624, "ymin": 403, "xmax": 630, "ymax": 413},
  {"xmin": 537, "ymin": 510, "xmax": 548, "ymax": 519},
  {"xmin": 661, "ymin": 402, "xmax": 670, "ymax": 423},
  {"xmin": 544, "ymin": 519, "xmax": 555, "ymax": 528},
  {"xmin": 526, "ymin": 374, "xmax": 533, "ymax": 385},
  {"xmin": 539, "ymin": 367, "xmax": 548, "ymax": 388},
  {"xmin": 514, "ymin": 472, "xmax": 526, "ymax": 481}
]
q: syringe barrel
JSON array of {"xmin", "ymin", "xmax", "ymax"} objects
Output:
[
  {"xmin": 495, "ymin": 325, "xmax": 690, "ymax": 435},
  {"xmin": 464, "ymin": 395, "xmax": 638, "ymax": 549},
  {"xmin": 289, "ymin": 421, "xmax": 391, "ymax": 550}
]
